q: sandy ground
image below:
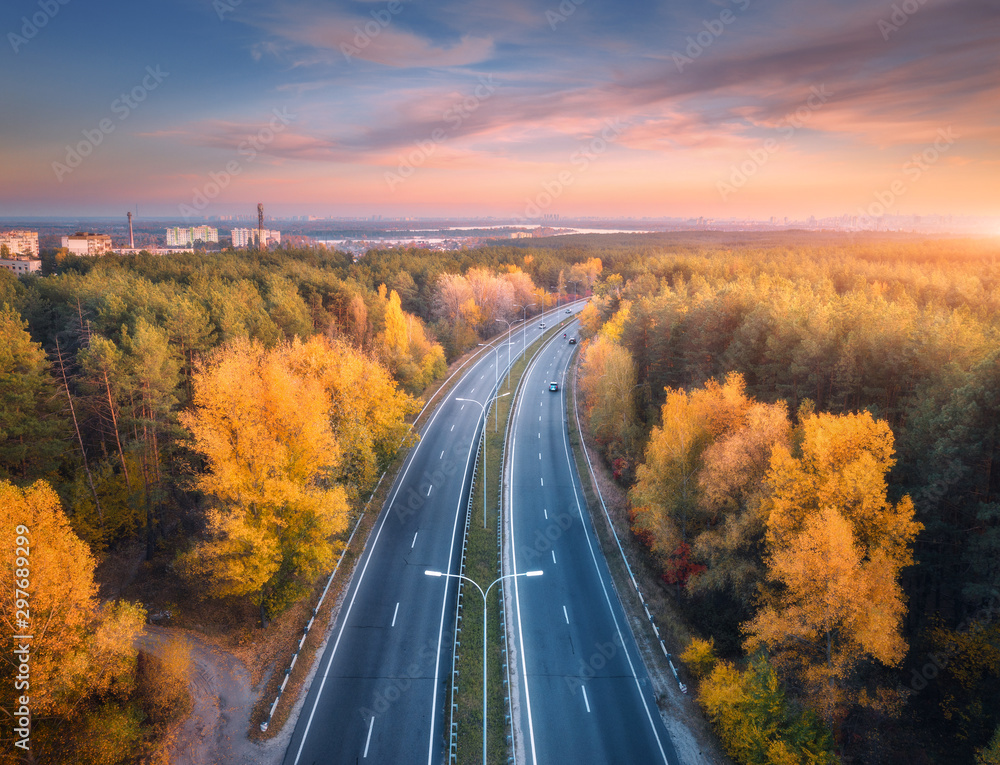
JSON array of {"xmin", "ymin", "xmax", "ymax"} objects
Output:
[{"xmin": 136, "ymin": 626, "xmax": 285, "ymax": 765}]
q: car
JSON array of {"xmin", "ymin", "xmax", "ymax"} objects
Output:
[
  {"xmin": 539, "ymin": 322, "xmax": 546, "ymax": 328},
  {"xmin": 549, "ymin": 381, "xmax": 559, "ymax": 391},
  {"xmin": 565, "ymin": 308, "xmax": 571, "ymax": 313},
  {"xmin": 568, "ymin": 337, "xmax": 576, "ymax": 344}
]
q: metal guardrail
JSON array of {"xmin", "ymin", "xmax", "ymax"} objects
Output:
[
  {"xmin": 569, "ymin": 364, "xmax": 687, "ymax": 695},
  {"xmin": 260, "ymin": 470, "xmax": 389, "ymax": 732}
]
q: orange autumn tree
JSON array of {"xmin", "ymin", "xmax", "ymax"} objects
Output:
[
  {"xmin": 744, "ymin": 411, "xmax": 922, "ymax": 728},
  {"xmin": 0, "ymin": 480, "xmax": 146, "ymax": 760},
  {"xmin": 630, "ymin": 373, "xmax": 752, "ymax": 573},
  {"xmin": 179, "ymin": 336, "xmax": 414, "ymax": 619}
]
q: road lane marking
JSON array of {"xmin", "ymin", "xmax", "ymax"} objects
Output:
[
  {"xmin": 461, "ymin": 404, "xmax": 465, "ymax": 411},
  {"xmin": 427, "ymin": 485, "xmax": 433, "ymax": 496},
  {"xmin": 540, "ymin": 478, "xmax": 544, "ymax": 486},
  {"xmin": 451, "ymin": 424, "xmax": 455, "ymax": 431},
  {"xmin": 411, "ymin": 531, "xmax": 418, "ymax": 548},
  {"xmin": 364, "ymin": 717, "xmax": 375, "ymax": 757},
  {"xmin": 539, "ymin": 416, "xmax": 541, "ymax": 421},
  {"xmin": 539, "ymin": 453, "xmax": 541, "ymax": 460},
  {"xmin": 440, "ymin": 451, "xmax": 444, "ymax": 459},
  {"xmin": 392, "ymin": 602, "xmax": 400, "ymax": 627},
  {"xmin": 552, "ymin": 550, "xmax": 557, "ymax": 564},
  {"xmin": 560, "ymin": 382, "xmax": 672, "ymax": 763},
  {"xmin": 582, "ymin": 687, "xmax": 591, "ymax": 713},
  {"xmin": 563, "ymin": 605, "xmax": 569, "ymax": 624},
  {"xmin": 290, "ymin": 359, "xmax": 468, "ymax": 765},
  {"xmin": 544, "ymin": 508, "xmax": 548, "ymax": 519}
]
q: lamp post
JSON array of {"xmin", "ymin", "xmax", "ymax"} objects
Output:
[
  {"xmin": 514, "ymin": 303, "xmax": 535, "ymax": 362},
  {"xmin": 425, "ymin": 569, "xmax": 543, "ymax": 765},
  {"xmin": 457, "ymin": 392, "xmax": 510, "ymax": 530},
  {"xmin": 496, "ymin": 318, "xmax": 514, "ymax": 392}
]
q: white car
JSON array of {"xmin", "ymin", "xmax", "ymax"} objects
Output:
[
  {"xmin": 539, "ymin": 322, "xmax": 546, "ymax": 328},
  {"xmin": 565, "ymin": 308, "xmax": 571, "ymax": 313}
]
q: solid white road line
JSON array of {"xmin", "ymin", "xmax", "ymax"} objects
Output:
[
  {"xmin": 581, "ymin": 687, "xmax": 591, "ymax": 713},
  {"xmin": 364, "ymin": 717, "xmax": 375, "ymax": 757},
  {"xmin": 289, "ymin": 325, "xmax": 513, "ymax": 765},
  {"xmin": 411, "ymin": 531, "xmax": 418, "ymax": 549},
  {"xmin": 559, "ymin": 382, "xmax": 672, "ymax": 764},
  {"xmin": 392, "ymin": 602, "xmax": 400, "ymax": 627}
]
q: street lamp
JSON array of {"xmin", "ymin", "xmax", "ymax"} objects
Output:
[
  {"xmin": 514, "ymin": 303, "xmax": 536, "ymax": 362},
  {"xmin": 495, "ymin": 318, "xmax": 514, "ymax": 392},
  {"xmin": 457, "ymin": 392, "xmax": 510, "ymax": 529},
  {"xmin": 425, "ymin": 569, "xmax": 543, "ymax": 765}
]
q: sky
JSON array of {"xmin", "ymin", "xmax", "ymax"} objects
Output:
[{"xmin": 1, "ymin": 0, "xmax": 998, "ymax": 221}]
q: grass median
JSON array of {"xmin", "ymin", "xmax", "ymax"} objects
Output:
[{"xmin": 453, "ymin": 316, "xmax": 577, "ymax": 764}]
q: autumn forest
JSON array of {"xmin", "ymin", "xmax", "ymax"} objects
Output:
[{"xmin": 1, "ymin": 233, "xmax": 999, "ymax": 764}]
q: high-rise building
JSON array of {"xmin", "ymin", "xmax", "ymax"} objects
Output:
[
  {"xmin": 231, "ymin": 228, "xmax": 281, "ymax": 249},
  {"xmin": 0, "ymin": 230, "xmax": 39, "ymax": 257},
  {"xmin": 165, "ymin": 226, "xmax": 219, "ymax": 247},
  {"xmin": 61, "ymin": 233, "xmax": 113, "ymax": 256}
]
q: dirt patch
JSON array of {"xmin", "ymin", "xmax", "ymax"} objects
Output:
[{"xmin": 136, "ymin": 625, "xmax": 284, "ymax": 765}]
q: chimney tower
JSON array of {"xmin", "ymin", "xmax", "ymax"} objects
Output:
[
  {"xmin": 127, "ymin": 211, "xmax": 134, "ymax": 249},
  {"xmin": 257, "ymin": 203, "xmax": 264, "ymax": 253}
]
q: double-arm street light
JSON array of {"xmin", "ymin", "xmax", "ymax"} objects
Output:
[
  {"xmin": 514, "ymin": 303, "xmax": 536, "ymax": 362},
  {"xmin": 496, "ymin": 318, "xmax": 514, "ymax": 392},
  {"xmin": 456, "ymin": 393, "xmax": 510, "ymax": 528},
  {"xmin": 424, "ymin": 569, "xmax": 543, "ymax": 765}
]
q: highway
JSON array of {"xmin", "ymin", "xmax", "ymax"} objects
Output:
[
  {"xmin": 281, "ymin": 304, "xmax": 581, "ymax": 765},
  {"xmin": 506, "ymin": 321, "xmax": 680, "ymax": 765}
]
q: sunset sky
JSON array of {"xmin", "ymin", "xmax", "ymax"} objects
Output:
[{"xmin": 2, "ymin": 0, "xmax": 998, "ymax": 220}]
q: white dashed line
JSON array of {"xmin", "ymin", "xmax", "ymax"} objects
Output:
[
  {"xmin": 450, "ymin": 424, "xmax": 455, "ymax": 432},
  {"xmin": 582, "ymin": 686, "xmax": 591, "ymax": 713},
  {"xmin": 440, "ymin": 451, "xmax": 444, "ymax": 459},
  {"xmin": 552, "ymin": 550, "xmax": 557, "ymax": 564},
  {"xmin": 411, "ymin": 531, "xmax": 418, "ymax": 548},
  {"xmin": 364, "ymin": 717, "xmax": 375, "ymax": 757},
  {"xmin": 391, "ymin": 602, "xmax": 400, "ymax": 627},
  {"xmin": 544, "ymin": 508, "xmax": 548, "ymax": 519},
  {"xmin": 563, "ymin": 605, "xmax": 569, "ymax": 624},
  {"xmin": 427, "ymin": 485, "xmax": 432, "ymax": 496},
  {"xmin": 540, "ymin": 477, "xmax": 544, "ymax": 486}
]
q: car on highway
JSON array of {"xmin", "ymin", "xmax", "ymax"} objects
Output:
[
  {"xmin": 565, "ymin": 308, "xmax": 571, "ymax": 313},
  {"xmin": 568, "ymin": 337, "xmax": 576, "ymax": 344},
  {"xmin": 539, "ymin": 322, "xmax": 546, "ymax": 328},
  {"xmin": 549, "ymin": 381, "xmax": 559, "ymax": 391}
]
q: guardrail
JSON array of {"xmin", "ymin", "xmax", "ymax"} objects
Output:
[
  {"xmin": 569, "ymin": 364, "xmax": 687, "ymax": 695},
  {"xmin": 260, "ymin": 470, "xmax": 389, "ymax": 732}
]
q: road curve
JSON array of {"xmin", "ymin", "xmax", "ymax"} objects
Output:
[
  {"xmin": 506, "ymin": 320, "xmax": 681, "ymax": 765},
  {"xmin": 281, "ymin": 304, "xmax": 578, "ymax": 765}
]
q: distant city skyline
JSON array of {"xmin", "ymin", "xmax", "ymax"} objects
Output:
[{"xmin": 2, "ymin": 0, "xmax": 998, "ymax": 223}]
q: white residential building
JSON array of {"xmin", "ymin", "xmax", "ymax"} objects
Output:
[
  {"xmin": 61, "ymin": 233, "xmax": 113, "ymax": 256},
  {"xmin": 0, "ymin": 258, "xmax": 41, "ymax": 275},
  {"xmin": 0, "ymin": 230, "xmax": 39, "ymax": 256},
  {"xmin": 165, "ymin": 226, "xmax": 219, "ymax": 247},
  {"xmin": 231, "ymin": 228, "xmax": 281, "ymax": 249}
]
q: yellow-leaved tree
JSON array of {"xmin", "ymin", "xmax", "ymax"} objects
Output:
[
  {"xmin": 179, "ymin": 335, "xmax": 414, "ymax": 620},
  {"xmin": 0, "ymin": 480, "xmax": 146, "ymax": 762},
  {"xmin": 744, "ymin": 411, "xmax": 922, "ymax": 729}
]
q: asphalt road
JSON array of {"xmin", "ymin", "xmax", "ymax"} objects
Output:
[
  {"xmin": 506, "ymin": 322, "xmax": 681, "ymax": 765},
  {"xmin": 281, "ymin": 304, "xmax": 582, "ymax": 765}
]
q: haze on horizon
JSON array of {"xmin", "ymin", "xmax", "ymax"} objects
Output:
[{"xmin": 2, "ymin": 0, "xmax": 998, "ymax": 222}]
